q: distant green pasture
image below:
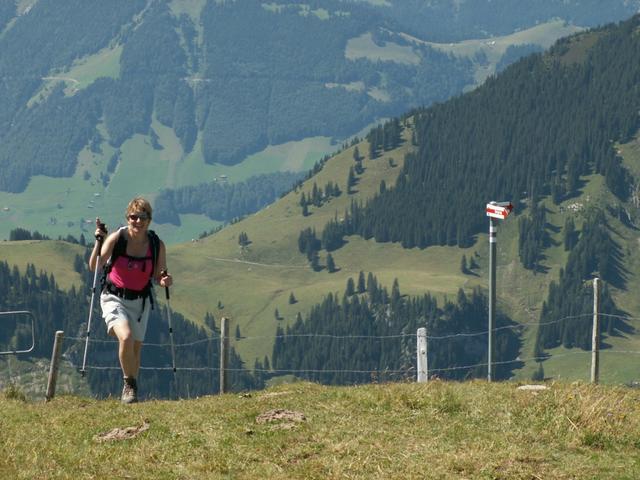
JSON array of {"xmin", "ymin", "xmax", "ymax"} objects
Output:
[
  {"xmin": 64, "ymin": 44, "xmax": 122, "ymax": 93},
  {"xmin": 346, "ymin": 32, "xmax": 421, "ymax": 65},
  {"xmin": 406, "ymin": 19, "xmax": 583, "ymax": 85},
  {"xmin": 0, "ymin": 118, "xmax": 334, "ymax": 244},
  {"xmin": 27, "ymin": 44, "xmax": 122, "ymax": 106}
]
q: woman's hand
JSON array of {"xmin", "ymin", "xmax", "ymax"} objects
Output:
[
  {"xmin": 94, "ymin": 218, "xmax": 107, "ymax": 242},
  {"xmin": 160, "ymin": 270, "xmax": 173, "ymax": 288}
]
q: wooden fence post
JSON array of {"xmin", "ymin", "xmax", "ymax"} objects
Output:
[
  {"xmin": 219, "ymin": 317, "xmax": 229, "ymax": 394},
  {"xmin": 591, "ymin": 278, "xmax": 600, "ymax": 384},
  {"xmin": 417, "ymin": 327, "xmax": 428, "ymax": 382},
  {"xmin": 45, "ymin": 330, "xmax": 64, "ymax": 401}
]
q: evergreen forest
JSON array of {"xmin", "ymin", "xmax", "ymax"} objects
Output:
[
  {"xmin": 270, "ymin": 277, "xmax": 522, "ymax": 384},
  {"xmin": 323, "ymin": 16, "xmax": 640, "ymax": 250},
  {"xmin": 153, "ymin": 171, "xmax": 303, "ymax": 225}
]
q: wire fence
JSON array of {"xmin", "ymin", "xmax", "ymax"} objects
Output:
[
  {"xmin": 57, "ymin": 312, "xmax": 640, "ymax": 376},
  {"xmin": 3, "ymin": 310, "xmax": 640, "ymax": 399}
]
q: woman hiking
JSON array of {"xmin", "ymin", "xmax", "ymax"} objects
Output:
[{"xmin": 88, "ymin": 197, "xmax": 173, "ymax": 403}]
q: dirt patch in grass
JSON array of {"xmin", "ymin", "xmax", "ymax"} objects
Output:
[{"xmin": 94, "ymin": 421, "xmax": 150, "ymax": 442}]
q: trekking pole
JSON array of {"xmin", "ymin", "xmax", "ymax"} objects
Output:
[
  {"xmin": 162, "ymin": 270, "xmax": 177, "ymax": 376},
  {"xmin": 80, "ymin": 221, "xmax": 106, "ymax": 377}
]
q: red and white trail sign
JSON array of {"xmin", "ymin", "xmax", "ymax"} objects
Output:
[{"xmin": 486, "ymin": 201, "xmax": 513, "ymax": 220}]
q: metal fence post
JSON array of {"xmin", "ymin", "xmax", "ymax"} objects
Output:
[{"xmin": 45, "ymin": 330, "xmax": 64, "ymax": 401}]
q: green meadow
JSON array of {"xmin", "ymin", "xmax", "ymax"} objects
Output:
[{"xmin": 3, "ymin": 381, "xmax": 640, "ymax": 479}]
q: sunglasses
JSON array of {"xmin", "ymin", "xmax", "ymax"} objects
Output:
[{"xmin": 128, "ymin": 213, "xmax": 149, "ymax": 221}]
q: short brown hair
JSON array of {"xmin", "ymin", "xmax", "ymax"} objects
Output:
[{"xmin": 126, "ymin": 197, "xmax": 153, "ymax": 220}]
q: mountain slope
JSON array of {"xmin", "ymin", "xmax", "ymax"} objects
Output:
[
  {"xmin": 354, "ymin": 16, "xmax": 640, "ymax": 249},
  {"xmin": 163, "ymin": 16, "xmax": 640, "ymax": 379},
  {"xmin": 3, "ymin": 13, "xmax": 640, "ymax": 385},
  {"xmin": 0, "ymin": 1, "xmax": 637, "ymax": 243}
]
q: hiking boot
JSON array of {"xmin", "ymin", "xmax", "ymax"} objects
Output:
[{"xmin": 121, "ymin": 377, "xmax": 138, "ymax": 404}]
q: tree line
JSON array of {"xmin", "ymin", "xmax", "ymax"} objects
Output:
[
  {"xmin": 153, "ymin": 171, "xmax": 303, "ymax": 225},
  {"xmin": 534, "ymin": 209, "xmax": 625, "ymax": 356},
  {"xmin": 269, "ymin": 274, "xmax": 522, "ymax": 385}
]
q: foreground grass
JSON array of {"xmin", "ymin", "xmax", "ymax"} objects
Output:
[{"xmin": 2, "ymin": 381, "xmax": 640, "ymax": 479}]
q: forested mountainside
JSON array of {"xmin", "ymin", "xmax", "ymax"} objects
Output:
[
  {"xmin": 278, "ymin": 14, "xmax": 640, "ymax": 378},
  {"xmin": 337, "ymin": 15, "xmax": 640, "ymax": 249},
  {"xmin": 0, "ymin": 0, "xmax": 638, "ymax": 193},
  {"xmin": 153, "ymin": 171, "xmax": 303, "ymax": 225}
]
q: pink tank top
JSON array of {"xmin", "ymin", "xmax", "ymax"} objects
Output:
[{"xmin": 108, "ymin": 245, "xmax": 153, "ymax": 291}]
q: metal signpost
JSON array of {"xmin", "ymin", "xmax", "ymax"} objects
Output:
[{"xmin": 485, "ymin": 201, "xmax": 513, "ymax": 381}]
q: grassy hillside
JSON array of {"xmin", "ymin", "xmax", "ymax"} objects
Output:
[
  {"xmin": 3, "ymin": 381, "xmax": 640, "ymax": 479},
  {"xmin": 3, "ymin": 127, "xmax": 640, "ymax": 385},
  {"xmin": 166, "ymin": 123, "xmax": 494, "ymax": 363},
  {"xmin": 0, "ymin": 240, "xmax": 84, "ymax": 290},
  {"xmin": 163, "ymin": 122, "xmax": 640, "ymax": 384}
]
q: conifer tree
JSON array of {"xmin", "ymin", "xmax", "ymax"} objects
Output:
[
  {"xmin": 368, "ymin": 138, "xmax": 377, "ymax": 159},
  {"xmin": 326, "ymin": 253, "xmax": 336, "ymax": 273},
  {"xmin": 357, "ymin": 271, "xmax": 366, "ymax": 293},
  {"xmin": 310, "ymin": 251, "xmax": 321, "ymax": 271},
  {"xmin": 204, "ymin": 312, "xmax": 216, "ymax": 331},
  {"xmin": 345, "ymin": 277, "xmax": 355, "ymax": 296},
  {"xmin": 391, "ymin": 278, "xmax": 401, "ymax": 305},
  {"xmin": 564, "ymin": 217, "xmax": 577, "ymax": 251},
  {"xmin": 238, "ymin": 231, "xmax": 250, "ymax": 246},
  {"xmin": 347, "ymin": 167, "xmax": 356, "ymax": 194}
]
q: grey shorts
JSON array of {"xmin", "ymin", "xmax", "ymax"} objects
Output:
[{"xmin": 100, "ymin": 293, "xmax": 151, "ymax": 342}]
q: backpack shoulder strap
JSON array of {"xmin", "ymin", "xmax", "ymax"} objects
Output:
[
  {"xmin": 101, "ymin": 227, "xmax": 127, "ymax": 289},
  {"xmin": 110, "ymin": 227, "xmax": 128, "ymax": 265},
  {"xmin": 148, "ymin": 230, "xmax": 161, "ymax": 276}
]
